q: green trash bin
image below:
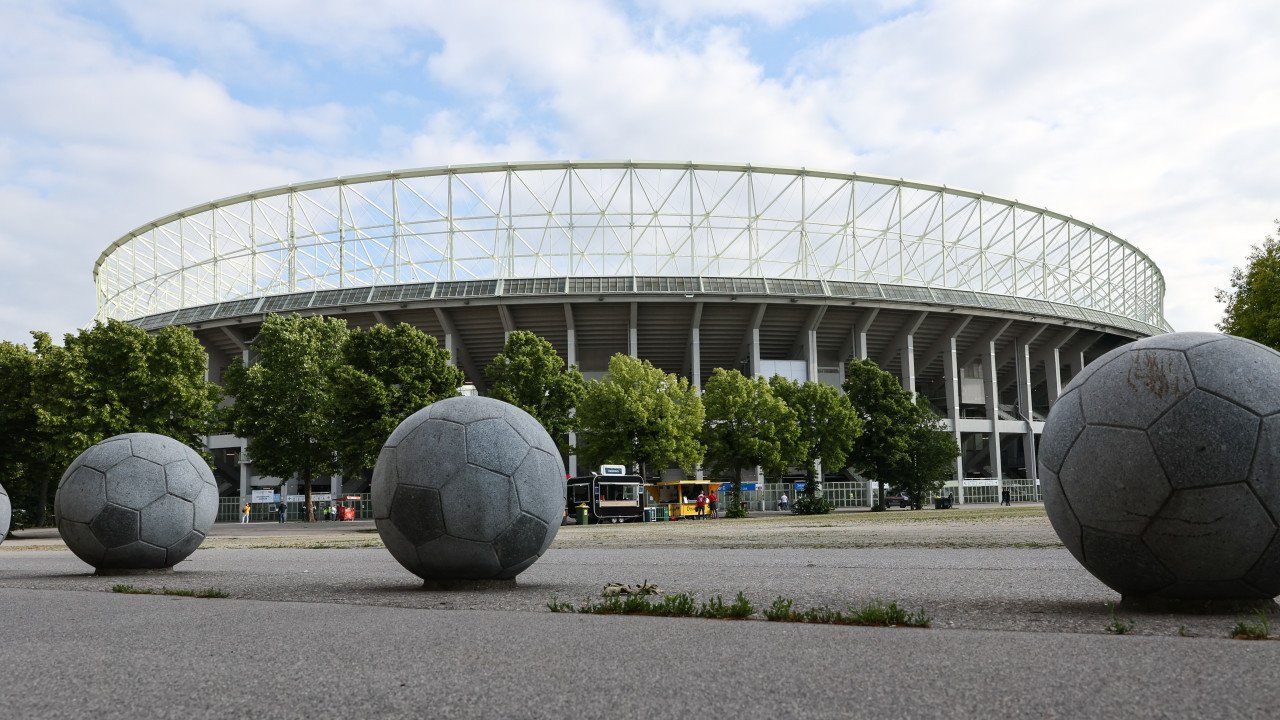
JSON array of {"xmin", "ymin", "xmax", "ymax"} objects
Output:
[
  {"xmin": 656, "ymin": 505, "xmax": 669, "ymax": 522},
  {"xmin": 644, "ymin": 507, "xmax": 657, "ymax": 522}
]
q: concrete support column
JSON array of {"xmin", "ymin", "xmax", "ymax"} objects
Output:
[
  {"xmin": 565, "ymin": 303, "xmax": 578, "ymax": 478},
  {"xmin": 984, "ymin": 340, "xmax": 1003, "ymax": 497},
  {"xmin": 239, "ymin": 439, "xmax": 250, "ymax": 502},
  {"xmin": 901, "ymin": 333, "xmax": 917, "ymax": 395},
  {"xmin": 1014, "ymin": 337, "xmax": 1038, "ymax": 482},
  {"xmin": 855, "ymin": 308, "xmax": 879, "ymax": 361},
  {"xmin": 805, "ymin": 328, "xmax": 819, "ymax": 383},
  {"xmin": 628, "ymin": 302, "xmax": 638, "ymax": 358},
  {"xmin": 943, "ymin": 335, "xmax": 964, "ymax": 503}
]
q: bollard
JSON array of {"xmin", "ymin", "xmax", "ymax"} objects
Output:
[{"xmin": 577, "ymin": 503, "xmax": 589, "ymax": 526}]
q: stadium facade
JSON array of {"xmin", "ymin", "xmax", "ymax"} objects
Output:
[{"xmin": 95, "ymin": 161, "xmax": 1169, "ymax": 504}]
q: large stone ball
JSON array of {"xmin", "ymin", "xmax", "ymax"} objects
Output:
[
  {"xmin": 0, "ymin": 481, "xmax": 11, "ymax": 546},
  {"xmin": 1039, "ymin": 332, "xmax": 1280, "ymax": 603},
  {"xmin": 55, "ymin": 433, "xmax": 218, "ymax": 571},
  {"xmin": 373, "ymin": 396, "xmax": 566, "ymax": 583}
]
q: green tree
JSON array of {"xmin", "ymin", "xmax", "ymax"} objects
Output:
[
  {"xmin": 329, "ymin": 322, "xmax": 462, "ymax": 481},
  {"xmin": 770, "ymin": 376, "xmax": 863, "ymax": 512},
  {"xmin": 224, "ymin": 314, "xmax": 349, "ymax": 521},
  {"xmin": 27, "ymin": 320, "xmax": 220, "ymax": 523},
  {"xmin": 484, "ymin": 330, "xmax": 585, "ymax": 455},
  {"xmin": 702, "ymin": 368, "xmax": 798, "ymax": 518},
  {"xmin": 1217, "ymin": 220, "xmax": 1280, "ymax": 351},
  {"xmin": 575, "ymin": 354, "xmax": 703, "ymax": 480},
  {"xmin": 891, "ymin": 400, "xmax": 961, "ymax": 509},
  {"xmin": 842, "ymin": 358, "xmax": 919, "ymax": 508},
  {"xmin": 0, "ymin": 341, "xmax": 44, "ymax": 528}
]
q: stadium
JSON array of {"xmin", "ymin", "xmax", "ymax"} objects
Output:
[{"xmin": 94, "ymin": 161, "xmax": 1170, "ymax": 506}]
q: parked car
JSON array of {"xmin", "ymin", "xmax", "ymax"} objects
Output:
[{"xmin": 883, "ymin": 493, "xmax": 912, "ymax": 509}]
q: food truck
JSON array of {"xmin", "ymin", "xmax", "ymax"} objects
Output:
[
  {"xmin": 645, "ymin": 478, "xmax": 724, "ymax": 519},
  {"xmin": 565, "ymin": 465, "xmax": 646, "ymax": 524}
]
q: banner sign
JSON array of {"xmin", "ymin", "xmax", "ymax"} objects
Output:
[
  {"xmin": 961, "ymin": 479, "xmax": 999, "ymax": 487},
  {"xmin": 251, "ymin": 489, "xmax": 276, "ymax": 503}
]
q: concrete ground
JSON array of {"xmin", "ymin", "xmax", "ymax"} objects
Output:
[{"xmin": 2, "ymin": 507, "xmax": 1277, "ymax": 719}]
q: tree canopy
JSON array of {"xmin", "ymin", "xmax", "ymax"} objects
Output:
[
  {"xmin": 484, "ymin": 330, "xmax": 584, "ymax": 455},
  {"xmin": 841, "ymin": 357, "xmax": 921, "ymax": 506},
  {"xmin": 769, "ymin": 376, "xmax": 863, "ymax": 494},
  {"xmin": 702, "ymin": 368, "xmax": 797, "ymax": 517},
  {"xmin": 575, "ymin": 354, "xmax": 703, "ymax": 479},
  {"xmin": 1217, "ymin": 220, "xmax": 1280, "ymax": 351},
  {"xmin": 223, "ymin": 314, "xmax": 349, "ymax": 519},
  {"xmin": 890, "ymin": 400, "xmax": 960, "ymax": 508},
  {"xmin": 329, "ymin": 322, "xmax": 461, "ymax": 480}
]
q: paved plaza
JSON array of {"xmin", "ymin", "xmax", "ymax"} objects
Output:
[{"xmin": 2, "ymin": 509, "xmax": 1277, "ymax": 718}]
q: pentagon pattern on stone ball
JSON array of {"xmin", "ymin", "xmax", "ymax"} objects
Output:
[
  {"xmin": 55, "ymin": 433, "xmax": 219, "ymax": 571},
  {"xmin": 0, "ymin": 481, "xmax": 11, "ymax": 547},
  {"xmin": 1038, "ymin": 331, "xmax": 1280, "ymax": 604},
  {"xmin": 373, "ymin": 396, "xmax": 567, "ymax": 584}
]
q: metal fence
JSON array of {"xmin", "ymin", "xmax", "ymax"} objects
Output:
[{"xmin": 216, "ymin": 494, "xmax": 373, "ymax": 523}]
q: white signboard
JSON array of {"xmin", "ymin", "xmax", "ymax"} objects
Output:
[
  {"xmin": 599, "ymin": 464, "xmax": 627, "ymax": 475},
  {"xmin": 961, "ymin": 479, "xmax": 1000, "ymax": 487},
  {"xmin": 251, "ymin": 489, "xmax": 276, "ymax": 503},
  {"xmin": 286, "ymin": 493, "xmax": 333, "ymax": 503}
]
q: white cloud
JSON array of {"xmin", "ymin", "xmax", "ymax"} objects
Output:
[{"xmin": 1, "ymin": 0, "xmax": 1277, "ymax": 342}]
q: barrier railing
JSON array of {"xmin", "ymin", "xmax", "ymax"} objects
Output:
[{"xmin": 216, "ymin": 494, "xmax": 373, "ymax": 523}]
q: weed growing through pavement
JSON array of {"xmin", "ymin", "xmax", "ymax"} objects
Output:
[
  {"xmin": 1230, "ymin": 610, "xmax": 1272, "ymax": 640},
  {"xmin": 764, "ymin": 596, "xmax": 930, "ymax": 628},
  {"xmin": 111, "ymin": 584, "xmax": 229, "ymax": 598},
  {"xmin": 1104, "ymin": 602, "xmax": 1134, "ymax": 635}
]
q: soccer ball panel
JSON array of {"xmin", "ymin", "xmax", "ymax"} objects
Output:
[
  {"xmin": 1132, "ymin": 332, "xmax": 1223, "ymax": 352},
  {"xmin": 125, "ymin": 433, "xmax": 188, "ymax": 464},
  {"xmin": 1038, "ymin": 467, "xmax": 1083, "ymax": 563},
  {"xmin": 1245, "ymin": 535, "xmax": 1280, "ymax": 596},
  {"xmin": 371, "ymin": 447, "xmax": 398, "ymax": 520},
  {"xmin": 1143, "ymin": 485, "xmax": 1276, "ymax": 583},
  {"xmin": 512, "ymin": 448, "xmax": 567, "ymax": 528},
  {"xmin": 1080, "ymin": 528, "xmax": 1174, "ymax": 596},
  {"xmin": 1038, "ymin": 390, "xmax": 1084, "ymax": 475},
  {"xmin": 494, "ymin": 513, "xmax": 549, "ymax": 570},
  {"xmin": 1248, "ymin": 415, "xmax": 1280, "ymax": 513},
  {"xmin": 105, "ymin": 456, "xmax": 167, "ymax": 509},
  {"xmin": 57, "ymin": 466, "xmax": 106, "ymax": 523},
  {"xmin": 384, "ymin": 407, "xmax": 430, "ymax": 448},
  {"xmin": 79, "ymin": 438, "xmax": 133, "ymax": 472},
  {"xmin": 389, "ymin": 485, "xmax": 446, "ymax": 546},
  {"xmin": 166, "ymin": 530, "xmax": 205, "ymax": 567},
  {"xmin": 91, "ymin": 504, "xmax": 140, "ymax": 549},
  {"xmin": 1147, "ymin": 390, "xmax": 1258, "ymax": 489},
  {"xmin": 439, "ymin": 465, "xmax": 519, "ymax": 542},
  {"xmin": 164, "ymin": 460, "xmax": 205, "ymax": 501},
  {"xmin": 1060, "ymin": 427, "xmax": 1169, "ymax": 535},
  {"xmin": 466, "ymin": 418, "xmax": 529, "ymax": 476},
  {"xmin": 1080, "ymin": 348, "xmax": 1194, "ymax": 429},
  {"xmin": 58, "ymin": 518, "xmax": 106, "ymax": 566},
  {"xmin": 1186, "ymin": 339, "xmax": 1280, "ymax": 416},
  {"xmin": 416, "ymin": 535, "xmax": 502, "ymax": 580},
  {"xmin": 139, "ymin": 494, "xmax": 195, "ymax": 548},
  {"xmin": 375, "ymin": 517, "xmax": 422, "ymax": 572},
  {"xmin": 102, "ymin": 540, "xmax": 167, "ymax": 569},
  {"xmin": 396, "ymin": 419, "xmax": 467, "ymax": 489}
]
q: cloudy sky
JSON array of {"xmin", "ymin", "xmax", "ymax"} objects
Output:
[{"xmin": 1, "ymin": 0, "xmax": 1277, "ymax": 344}]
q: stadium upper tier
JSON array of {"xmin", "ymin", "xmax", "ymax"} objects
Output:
[{"xmin": 96, "ymin": 161, "xmax": 1169, "ymax": 334}]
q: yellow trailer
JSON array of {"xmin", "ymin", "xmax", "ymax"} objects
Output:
[{"xmin": 645, "ymin": 479, "xmax": 723, "ymax": 519}]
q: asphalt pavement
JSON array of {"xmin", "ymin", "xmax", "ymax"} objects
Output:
[{"xmin": 2, "ymin": 521, "xmax": 1278, "ymax": 718}]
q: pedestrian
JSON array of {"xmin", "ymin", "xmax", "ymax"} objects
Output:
[
  {"xmin": 695, "ymin": 492, "xmax": 706, "ymax": 519},
  {"xmin": 708, "ymin": 489, "xmax": 719, "ymax": 519},
  {"xmin": 1001, "ymin": 488, "xmax": 1011, "ymax": 506},
  {"xmin": 277, "ymin": 500, "xmax": 287, "ymax": 524},
  {"xmin": 778, "ymin": 493, "xmax": 789, "ymax": 512},
  {"xmin": 241, "ymin": 501, "xmax": 251, "ymax": 524}
]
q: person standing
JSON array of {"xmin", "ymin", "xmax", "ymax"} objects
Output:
[
  {"xmin": 241, "ymin": 501, "xmax": 251, "ymax": 524},
  {"xmin": 778, "ymin": 493, "xmax": 789, "ymax": 512},
  {"xmin": 708, "ymin": 489, "xmax": 719, "ymax": 519},
  {"xmin": 695, "ymin": 492, "xmax": 706, "ymax": 520},
  {"xmin": 277, "ymin": 500, "xmax": 287, "ymax": 524},
  {"xmin": 1001, "ymin": 488, "xmax": 1011, "ymax": 506}
]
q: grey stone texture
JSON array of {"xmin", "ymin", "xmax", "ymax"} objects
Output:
[
  {"xmin": 0, "ymin": 481, "xmax": 10, "ymax": 546},
  {"xmin": 1040, "ymin": 331, "xmax": 1280, "ymax": 600},
  {"xmin": 55, "ymin": 433, "xmax": 218, "ymax": 570},
  {"xmin": 373, "ymin": 396, "xmax": 566, "ymax": 582}
]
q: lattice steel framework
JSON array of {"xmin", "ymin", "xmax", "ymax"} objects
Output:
[{"xmin": 95, "ymin": 161, "xmax": 1168, "ymax": 329}]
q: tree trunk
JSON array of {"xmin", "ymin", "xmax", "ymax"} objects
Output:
[
  {"xmin": 37, "ymin": 473, "xmax": 50, "ymax": 526},
  {"xmin": 303, "ymin": 453, "xmax": 313, "ymax": 523}
]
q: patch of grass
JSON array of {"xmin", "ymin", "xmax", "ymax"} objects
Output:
[
  {"xmin": 546, "ymin": 598, "xmax": 574, "ymax": 613},
  {"xmin": 111, "ymin": 584, "xmax": 228, "ymax": 599},
  {"xmin": 699, "ymin": 592, "xmax": 754, "ymax": 619},
  {"xmin": 1104, "ymin": 602, "xmax": 1134, "ymax": 635},
  {"xmin": 1231, "ymin": 610, "xmax": 1272, "ymax": 640},
  {"xmin": 763, "ymin": 596, "xmax": 930, "ymax": 628}
]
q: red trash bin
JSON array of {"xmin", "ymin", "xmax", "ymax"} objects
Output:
[{"xmin": 338, "ymin": 505, "xmax": 356, "ymax": 521}]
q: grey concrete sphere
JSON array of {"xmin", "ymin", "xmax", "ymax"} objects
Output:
[
  {"xmin": 55, "ymin": 433, "xmax": 218, "ymax": 571},
  {"xmin": 1039, "ymin": 332, "xmax": 1280, "ymax": 602},
  {"xmin": 373, "ymin": 396, "xmax": 566, "ymax": 583},
  {"xmin": 0, "ymin": 481, "xmax": 10, "ymax": 546}
]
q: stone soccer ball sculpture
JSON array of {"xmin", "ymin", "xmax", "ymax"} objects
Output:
[
  {"xmin": 0, "ymin": 481, "xmax": 11, "ymax": 546},
  {"xmin": 1039, "ymin": 332, "xmax": 1280, "ymax": 602},
  {"xmin": 373, "ymin": 396, "xmax": 566, "ymax": 583},
  {"xmin": 56, "ymin": 433, "xmax": 218, "ymax": 570}
]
